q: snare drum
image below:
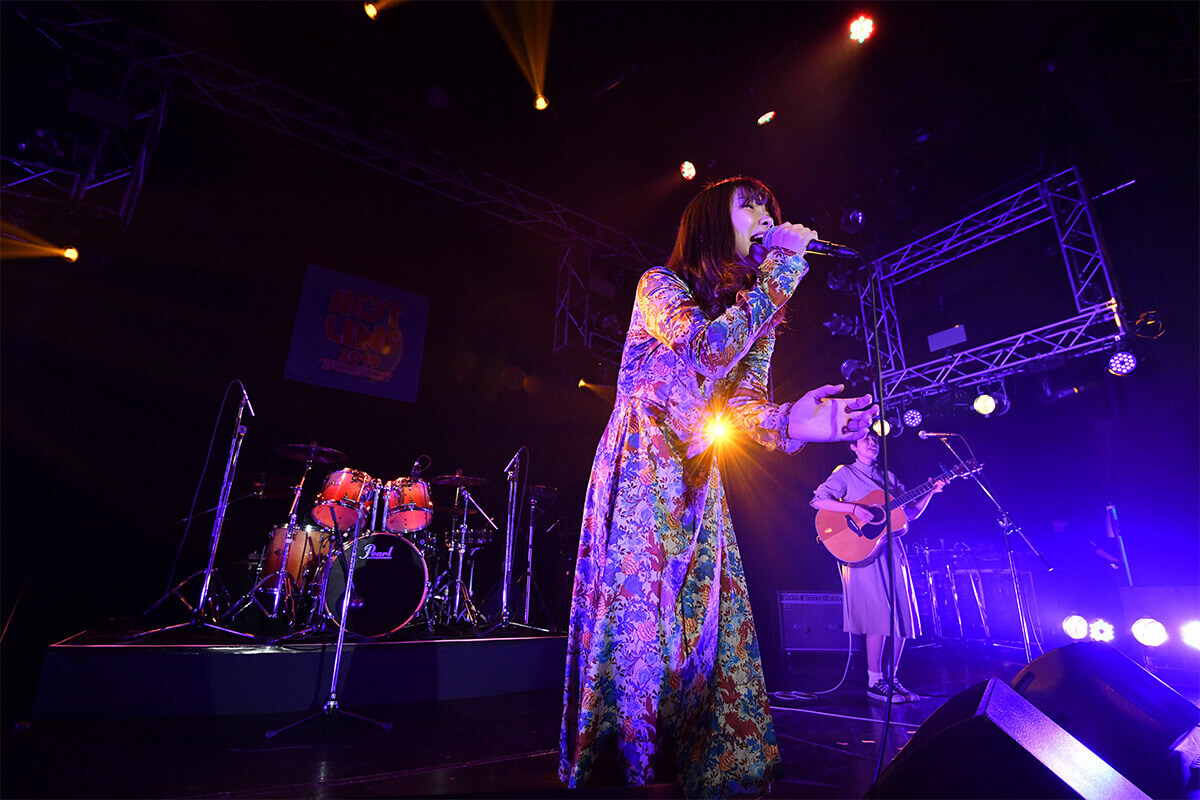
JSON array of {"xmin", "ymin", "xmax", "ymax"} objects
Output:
[
  {"xmin": 261, "ymin": 524, "xmax": 329, "ymax": 593},
  {"xmin": 312, "ymin": 468, "xmax": 374, "ymax": 531},
  {"xmin": 323, "ymin": 533, "xmax": 428, "ymax": 638},
  {"xmin": 383, "ymin": 477, "xmax": 433, "ymax": 534}
]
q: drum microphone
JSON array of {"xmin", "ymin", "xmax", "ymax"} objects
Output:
[
  {"xmin": 917, "ymin": 430, "xmax": 961, "ymax": 439},
  {"xmin": 754, "ymin": 227, "xmax": 861, "ymax": 259},
  {"xmin": 410, "ymin": 458, "xmax": 422, "ymax": 479}
]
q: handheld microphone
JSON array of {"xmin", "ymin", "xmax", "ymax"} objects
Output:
[
  {"xmin": 238, "ymin": 382, "xmax": 256, "ymax": 417},
  {"xmin": 917, "ymin": 430, "xmax": 960, "ymax": 440},
  {"xmin": 755, "ymin": 227, "xmax": 860, "ymax": 259}
]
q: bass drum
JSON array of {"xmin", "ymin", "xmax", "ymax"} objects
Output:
[{"xmin": 323, "ymin": 533, "xmax": 428, "ymax": 638}]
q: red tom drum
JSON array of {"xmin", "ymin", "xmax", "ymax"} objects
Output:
[
  {"xmin": 383, "ymin": 478, "xmax": 433, "ymax": 534},
  {"xmin": 312, "ymin": 468, "xmax": 374, "ymax": 531}
]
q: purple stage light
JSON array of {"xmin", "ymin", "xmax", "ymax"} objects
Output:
[
  {"xmin": 1107, "ymin": 350, "xmax": 1137, "ymax": 376},
  {"xmin": 1062, "ymin": 614, "xmax": 1088, "ymax": 640},
  {"xmin": 1088, "ymin": 618, "xmax": 1116, "ymax": 643}
]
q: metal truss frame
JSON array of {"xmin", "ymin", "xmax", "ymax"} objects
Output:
[
  {"xmin": 1, "ymin": 39, "xmax": 173, "ymax": 227},
  {"xmin": 858, "ymin": 166, "xmax": 1126, "ymax": 408},
  {"xmin": 3, "ymin": 1, "xmax": 662, "ymax": 365}
]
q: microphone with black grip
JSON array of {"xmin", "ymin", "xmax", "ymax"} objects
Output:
[{"xmin": 754, "ymin": 226, "xmax": 860, "ymax": 258}]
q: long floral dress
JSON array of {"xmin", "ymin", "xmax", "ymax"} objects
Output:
[{"xmin": 560, "ymin": 248, "xmax": 811, "ymax": 798}]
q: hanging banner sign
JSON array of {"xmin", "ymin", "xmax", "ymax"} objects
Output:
[{"xmin": 284, "ymin": 263, "xmax": 429, "ymax": 402}]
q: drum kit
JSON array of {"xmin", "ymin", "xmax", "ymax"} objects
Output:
[{"xmin": 224, "ymin": 442, "xmax": 513, "ymax": 640}]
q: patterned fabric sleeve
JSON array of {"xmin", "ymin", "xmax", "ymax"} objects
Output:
[
  {"xmin": 724, "ymin": 332, "xmax": 806, "ymax": 454},
  {"xmin": 638, "ymin": 249, "xmax": 808, "ymax": 381}
]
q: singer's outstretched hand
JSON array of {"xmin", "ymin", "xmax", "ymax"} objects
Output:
[{"xmin": 787, "ymin": 383, "xmax": 878, "ymax": 442}]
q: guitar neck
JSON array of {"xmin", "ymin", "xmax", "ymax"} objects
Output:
[{"xmin": 882, "ymin": 475, "xmax": 945, "ymax": 511}]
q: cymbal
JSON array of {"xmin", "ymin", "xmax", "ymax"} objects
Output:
[
  {"xmin": 433, "ymin": 505, "xmax": 480, "ymax": 515},
  {"xmin": 430, "ymin": 472, "xmax": 488, "ymax": 487},
  {"xmin": 232, "ymin": 472, "xmax": 292, "ymax": 499},
  {"xmin": 275, "ymin": 442, "xmax": 347, "ymax": 465}
]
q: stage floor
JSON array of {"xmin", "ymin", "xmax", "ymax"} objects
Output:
[{"xmin": 3, "ymin": 630, "xmax": 1071, "ymax": 799}]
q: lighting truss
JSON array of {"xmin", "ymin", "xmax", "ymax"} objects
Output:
[
  {"xmin": 3, "ymin": 2, "xmax": 662, "ymax": 364},
  {"xmin": 1, "ymin": 23, "xmax": 173, "ymax": 227},
  {"xmin": 858, "ymin": 166, "xmax": 1127, "ymax": 407}
]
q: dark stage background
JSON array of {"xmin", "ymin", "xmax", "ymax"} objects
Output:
[{"xmin": 3, "ymin": 2, "xmax": 1197, "ymax": 721}]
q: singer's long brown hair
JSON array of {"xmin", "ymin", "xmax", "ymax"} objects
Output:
[{"xmin": 665, "ymin": 176, "xmax": 781, "ymax": 319}]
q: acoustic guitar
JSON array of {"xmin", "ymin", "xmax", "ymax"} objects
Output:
[{"xmin": 815, "ymin": 461, "xmax": 980, "ymax": 564}]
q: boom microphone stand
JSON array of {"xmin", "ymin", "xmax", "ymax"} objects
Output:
[
  {"xmin": 266, "ymin": 480, "xmax": 390, "ymax": 738},
  {"xmin": 130, "ymin": 387, "xmax": 255, "ymax": 641},
  {"xmin": 927, "ymin": 434, "xmax": 1051, "ymax": 663}
]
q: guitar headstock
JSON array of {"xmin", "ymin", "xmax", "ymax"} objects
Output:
[{"xmin": 948, "ymin": 460, "xmax": 983, "ymax": 479}]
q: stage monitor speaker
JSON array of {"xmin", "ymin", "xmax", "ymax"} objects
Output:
[
  {"xmin": 865, "ymin": 678, "xmax": 1147, "ymax": 799},
  {"xmin": 1011, "ymin": 641, "xmax": 1200, "ymax": 799},
  {"xmin": 777, "ymin": 592, "xmax": 846, "ymax": 652}
]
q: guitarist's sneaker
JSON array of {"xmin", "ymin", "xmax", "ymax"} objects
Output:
[
  {"xmin": 889, "ymin": 678, "xmax": 920, "ymax": 703},
  {"xmin": 867, "ymin": 677, "xmax": 910, "ymax": 703}
]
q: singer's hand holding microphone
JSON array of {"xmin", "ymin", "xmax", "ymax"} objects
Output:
[{"xmin": 753, "ymin": 224, "xmax": 861, "ymax": 259}]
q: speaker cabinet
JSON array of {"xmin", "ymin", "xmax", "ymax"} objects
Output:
[
  {"xmin": 1011, "ymin": 641, "xmax": 1200, "ymax": 798},
  {"xmin": 865, "ymin": 678, "xmax": 1146, "ymax": 799}
]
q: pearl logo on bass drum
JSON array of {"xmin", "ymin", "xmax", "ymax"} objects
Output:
[{"xmin": 360, "ymin": 542, "xmax": 394, "ymax": 559}]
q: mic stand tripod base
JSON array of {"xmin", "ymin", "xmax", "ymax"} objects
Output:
[
  {"xmin": 265, "ymin": 691, "xmax": 392, "ymax": 739},
  {"xmin": 479, "ymin": 612, "xmax": 549, "ymax": 636}
]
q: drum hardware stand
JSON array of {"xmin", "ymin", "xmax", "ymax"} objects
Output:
[
  {"xmin": 275, "ymin": 492, "xmax": 378, "ymax": 644},
  {"xmin": 929, "ymin": 435, "xmax": 1051, "ymax": 663},
  {"xmin": 446, "ymin": 486, "xmax": 496, "ymax": 627},
  {"xmin": 224, "ymin": 447, "xmax": 323, "ymax": 630},
  {"xmin": 266, "ymin": 482, "xmax": 391, "ymax": 739},
  {"xmin": 484, "ymin": 449, "xmax": 543, "ymax": 635},
  {"xmin": 514, "ymin": 487, "xmax": 555, "ymax": 631},
  {"xmin": 129, "ymin": 391, "xmax": 256, "ymax": 641}
]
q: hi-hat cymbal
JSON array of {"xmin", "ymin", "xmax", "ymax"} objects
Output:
[
  {"xmin": 232, "ymin": 471, "xmax": 292, "ymax": 499},
  {"xmin": 275, "ymin": 442, "xmax": 347, "ymax": 465},
  {"xmin": 430, "ymin": 473, "xmax": 489, "ymax": 487}
]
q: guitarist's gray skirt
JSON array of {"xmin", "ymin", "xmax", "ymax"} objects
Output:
[{"xmin": 837, "ymin": 538, "xmax": 921, "ymax": 637}]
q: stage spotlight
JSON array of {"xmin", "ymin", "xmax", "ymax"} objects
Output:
[
  {"xmin": 61, "ymin": 247, "xmax": 78, "ymax": 262},
  {"xmin": 680, "ymin": 161, "xmax": 697, "ymax": 180},
  {"xmin": 364, "ymin": 3, "xmax": 378, "ymax": 19},
  {"xmin": 1131, "ymin": 618, "xmax": 1168, "ymax": 647},
  {"xmin": 822, "ymin": 312, "xmax": 862, "ymax": 339},
  {"xmin": 1088, "ymin": 618, "xmax": 1116, "ymax": 643},
  {"xmin": 840, "ymin": 207, "xmax": 866, "ymax": 235},
  {"xmin": 1062, "ymin": 615, "xmax": 1089, "ymax": 640},
  {"xmin": 839, "ymin": 359, "xmax": 873, "ymax": 386},
  {"xmin": 972, "ymin": 384, "xmax": 1010, "ymax": 417},
  {"xmin": 535, "ymin": 95, "xmax": 549, "ymax": 110},
  {"xmin": 1108, "ymin": 350, "xmax": 1137, "ymax": 376},
  {"xmin": 850, "ymin": 15, "xmax": 874, "ymax": 43},
  {"xmin": 973, "ymin": 392, "xmax": 997, "ymax": 416},
  {"xmin": 902, "ymin": 408, "xmax": 923, "ymax": 428},
  {"xmin": 1182, "ymin": 621, "xmax": 1200, "ymax": 650},
  {"xmin": 578, "ymin": 378, "xmax": 586, "ymax": 389},
  {"xmin": 826, "ymin": 263, "xmax": 863, "ymax": 294},
  {"xmin": 757, "ymin": 111, "xmax": 776, "ymax": 126},
  {"xmin": 871, "ymin": 412, "xmax": 900, "ymax": 438}
]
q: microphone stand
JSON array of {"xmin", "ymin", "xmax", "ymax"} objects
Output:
[
  {"xmin": 928, "ymin": 435, "xmax": 1051, "ymax": 663},
  {"xmin": 483, "ymin": 449, "xmax": 542, "ymax": 635},
  {"xmin": 266, "ymin": 480, "xmax": 390, "ymax": 738},
  {"xmin": 129, "ymin": 393, "xmax": 254, "ymax": 641}
]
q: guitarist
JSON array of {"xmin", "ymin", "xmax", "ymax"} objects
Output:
[{"xmin": 810, "ymin": 432, "xmax": 944, "ymax": 703}]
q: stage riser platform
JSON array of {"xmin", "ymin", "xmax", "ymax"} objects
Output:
[{"xmin": 33, "ymin": 635, "xmax": 567, "ymax": 720}]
